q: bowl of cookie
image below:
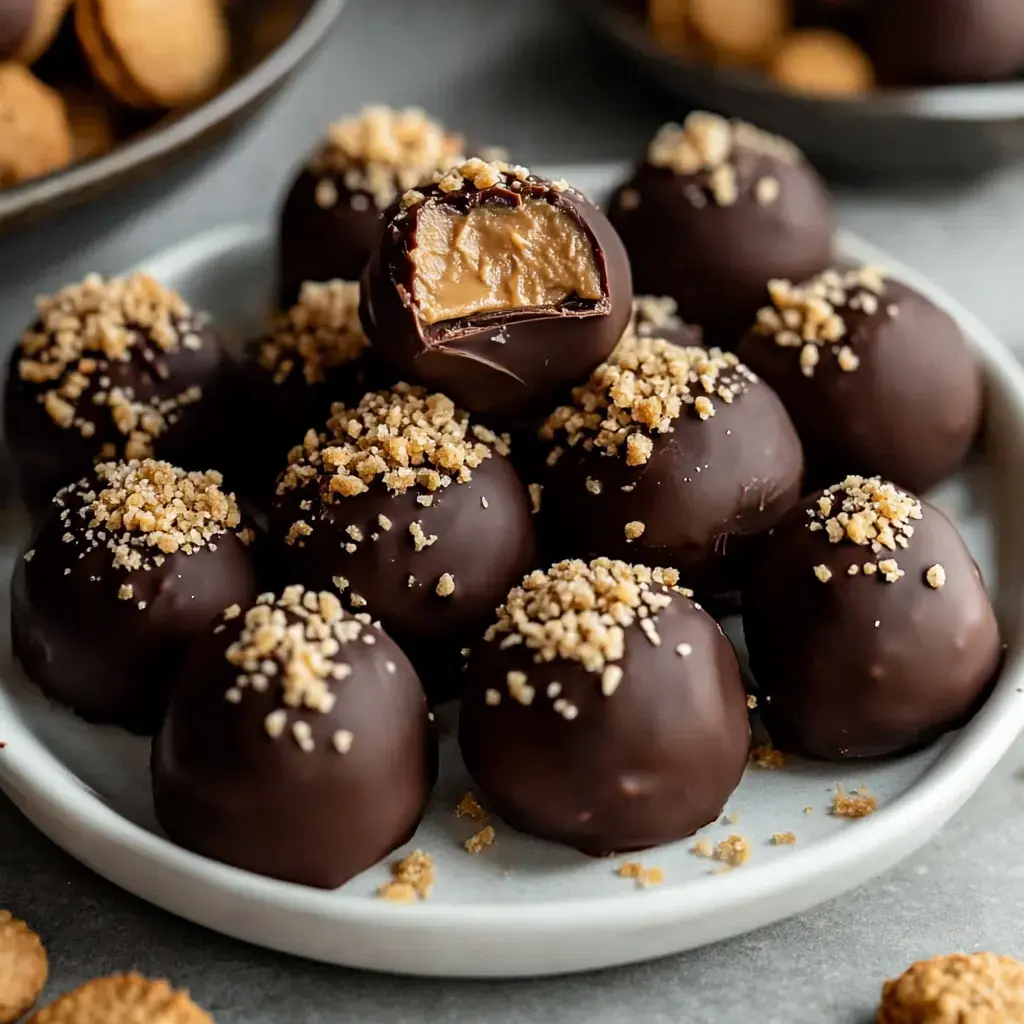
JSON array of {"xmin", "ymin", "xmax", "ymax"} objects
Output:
[
  {"xmin": 575, "ymin": 0, "xmax": 1024, "ymax": 180},
  {"xmin": 0, "ymin": 0, "xmax": 344, "ymax": 231}
]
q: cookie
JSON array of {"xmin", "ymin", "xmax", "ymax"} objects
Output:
[
  {"xmin": 878, "ymin": 953, "xmax": 1024, "ymax": 1023},
  {"xmin": 75, "ymin": 0, "xmax": 229, "ymax": 109},
  {"xmin": 688, "ymin": 0, "xmax": 789, "ymax": 62},
  {"xmin": 28, "ymin": 974, "xmax": 213, "ymax": 1024},
  {"xmin": 0, "ymin": 63, "xmax": 72, "ymax": 187},
  {"xmin": 0, "ymin": 910, "xmax": 48, "ymax": 1024},
  {"xmin": 770, "ymin": 28, "xmax": 875, "ymax": 96},
  {"xmin": 0, "ymin": 0, "xmax": 70, "ymax": 64}
]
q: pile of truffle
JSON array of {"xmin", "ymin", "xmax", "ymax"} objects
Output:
[{"xmin": 5, "ymin": 105, "xmax": 1001, "ymax": 889}]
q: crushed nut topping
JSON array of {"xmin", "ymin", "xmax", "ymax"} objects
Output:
[
  {"xmin": 277, "ymin": 384, "xmax": 510, "ymax": 512},
  {"xmin": 617, "ymin": 862, "xmax": 665, "ymax": 888},
  {"xmin": 309, "ymin": 106, "xmax": 464, "ymax": 210},
  {"xmin": 52, "ymin": 459, "xmax": 240, "ymax": 577},
  {"xmin": 258, "ymin": 280, "xmax": 367, "ymax": 385},
  {"xmin": 455, "ymin": 792, "xmax": 488, "ymax": 821},
  {"xmin": 831, "ymin": 784, "xmax": 877, "ymax": 818},
  {"xmin": 712, "ymin": 834, "xmax": 751, "ymax": 867},
  {"xmin": 224, "ymin": 586, "xmax": 372, "ymax": 752},
  {"xmin": 806, "ymin": 476, "xmax": 923, "ymax": 582},
  {"xmin": 753, "ymin": 267, "xmax": 888, "ymax": 376},
  {"xmin": 464, "ymin": 826, "xmax": 496, "ymax": 854},
  {"xmin": 435, "ymin": 572, "xmax": 455, "ymax": 597},
  {"xmin": 378, "ymin": 849, "xmax": 435, "ymax": 902},
  {"xmin": 646, "ymin": 112, "xmax": 799, "ymax": 207},
  {"xmin": 540, "ymin": 335, "xmax": 758, "ymax": 466},
  {"xmin": 16, "ymin": 273, "xmax": 207, "ymax": 459},
  {"xmin": 926, "ymin": 564, "xmax": 946, "ymax": 589}
]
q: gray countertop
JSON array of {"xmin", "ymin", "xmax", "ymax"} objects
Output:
[{"xmin": 4, "ymin": 1, "xmax": 1024, "ymax": 1020}]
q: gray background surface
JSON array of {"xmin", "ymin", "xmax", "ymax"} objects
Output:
[{"xmin": 3, "ymin": 0, "xmax": 1024, "ymax": 1020}]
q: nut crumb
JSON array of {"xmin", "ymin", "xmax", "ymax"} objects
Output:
[
  {"xmin": 749, "ymin": 742, "xmax": 786, "ymax": 769},
  {"xmin": 617, "ymin": 862, "xmax": 664, "ymax": 888},
  {"xmin": 813, "ymin": 564, "xmax": 832, "ymax": 583},
  {"xmin": 435, "ymin": 572, "xmax": 455, "ymax": 597},
  {"xmin": 379, "ymin": 849, "xmax": 434, "ymax": 902},
  {"xmin": 528, "ymin": 482, "xmax": 543, "ymax": 514},
  {"xmin": 465, "ymin": 826, "xmax": 496, "ymax": 854},
  {"xmin": 455, "ymin": 792, "xmax": 488, "ymax": 821},
  {"xmin": 772, "ymin": 832, "xmax": 796, "ymax": 845},
  {"xmin": 926, "ymin": 564, "xmax": 946, "ymax": 589},
  {"xmin": 712, "ymin": 835, "xmax": 750, "ymax": 868},
  {"xmin": 831, "ymin": 784, "xmax": 877, "ymax": 818},
  {"xmin": 691, "ymin": 839, "xmax": 713, "ymax": 858},
  {"xmin": 624, "ymin": 520, "xmax": 645, "ymax": 541},
  {"xmin": 746, "ymin": 694, "xmax": 757, "ymax": 709}
]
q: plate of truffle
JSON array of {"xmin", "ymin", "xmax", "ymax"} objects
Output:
[{"xmin": 0, "ymin": 107, "xmax": 1023, "ymax": 979}]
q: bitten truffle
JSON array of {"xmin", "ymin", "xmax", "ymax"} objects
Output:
[
  {"xmin": 538, "ymin": 334, "xmax": 803, "ymax": 604},
  {"xmin": 459, "ymin": 559, "xmax": 751, "ymax": 856},
  {"xmin": 4, "ymin": 273, "xmax": 231, "ymax": 519},
  {"xmin": 152, "ymin": 586, "xmax": 433, "ymax": 889},
  {"xmin": 236, "ymin": 280, "xmax": 381, "ymax": 501},
  {"xmin": 737, "ymin": 266, "xmax": 982, "ymax": 495},
  {"xmin": 12, "ymin": 459, "xmax": 259, "ymax": 733},
  {"xmin": 278, "ymin": 106, "xmax": 465, "ymax": 306},
  {"xmin": 742, "ymin": 476, "xmax": 1001, "ymax": 759},
  {"xmin": 608, "ymin": 112, "xmax": 833, "ymax": 346},
  {"xmin": 268, "ymin": 384, "xmax": 536, "ymax": 699},
  {"xmin": 360, "ymin": 158, "xmax": 633, "ymax": 419}
]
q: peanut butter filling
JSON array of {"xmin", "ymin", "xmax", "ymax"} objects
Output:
[{"xmin": 411, "ymin": 199, "xmax": 603, "ymax": 326}]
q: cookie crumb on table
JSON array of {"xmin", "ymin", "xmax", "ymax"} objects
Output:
[
  {"xmin": 832, "ymin": 784, "xmax": 877, "ymax": 818},
  {"xmin": 772, "ymin": 832, "xmax": 797, "ymax": 846},
  {"xmin": 378, "ymin": 849, "xmax": 435, "ymax": 902},
  {"xmin": 465, "ymin": 826, "xmax": 496, "ymax": 855},
  {"xmin": 617, "ymin": 862, "xmax": 665, "ymax": 888},
  {"xmin": 712, "ymin": 835, "xmax": 750, "ymax": 868},
  {"xmin": 749, "ymin": 741, "xmax": 786, "ymax": 769}
]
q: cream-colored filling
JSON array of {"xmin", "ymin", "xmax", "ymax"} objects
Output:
[{"xmin": 411, "ymin": 200, "xmax": 602, "ymax": 326}]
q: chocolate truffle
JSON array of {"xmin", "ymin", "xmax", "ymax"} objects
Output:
[
  {"xmin": 278, "ymin": 106, "xmax": 465, "ymax": 307},
  {"xmin": 459, "ymin": 559, "xmax": 751, "ymax": 856},
  {"xmin": 742, "ymin": 476, "xmax": 1001, "ymax": 759},
  {"xmin": 236, "ymin": 280, "xmax": 382, "ymax": 501},
  {"xmin": 4, "ymin": 272, "xmax": 231, "ymax": 519},
  {"xmin": 873, "ymin": 0, "xmax": 1024, "ymax": 86},
  {"xmin": 608, "ymin": 113, "xmax": 833, "ymax": 346},
  {"xmin": 538, "ymin": 335, "xmax": 803, "ymax": 604},
  {"xmin": 360, "ymin": 158, "xmax": 634, "ymax": 420},
  {"xmin": 153, "ymin": 586, "xmax": 433, "ymax": 889},
  {"xmin": 268, "ymin": 384, "xmax": 536, "ymax": 699},
  {"xmin": 737, "ymin": 266, "xmax": 982, "ymax": 495},
  {"xmin": 12, "ymin": 459, "xmax": 259, "ymax": 733}
]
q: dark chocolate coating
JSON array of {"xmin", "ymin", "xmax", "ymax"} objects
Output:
[
  {"xmin": 4, "ymin": 322, "xmax": 230, "ymax": 520},
  {"xmin": 11, "ymin": 506, "xmax": 258, "ymax": 734},
  {"xmin": 0, "ymin": 0, "xmax": 33, "ymax": 58},
  {"xmin": 459, "ymin": 590, "xmax": 751, "ymax": 856},
  {"xmin": 269, "ymin": 454, "xmax": 536, "ymax": 700},
  {"xmin": 737, "ymin": 279, "xmax": 981, "ymax": 495},
  {"xmin": 608, "ymin": 154, "xmax": 833, "ymax": 348},
  {"xmin": 278, "ymin": 168, "xmax": 384, "ymax": 308},
  {"xmin": 742, "ymin": 491, "xmax": 1001, "ymax": 759},
  {"xmin": 873, "ymin": 0, "xmax": 1024, "ymax": 86},
  {"xmin": 360, "ymin": 176, "xmax": 634, "ymax": 420},
  {"xmin": 540, "ymin": 379, "xmax": 804, "ymax": 604},
  {"xmin": 153, "ymin": 608, "xmax": 433, "ymax": 889}
]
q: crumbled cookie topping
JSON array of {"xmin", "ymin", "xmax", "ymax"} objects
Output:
[
  {"xmin": 378, "ymin": 849, "xmax": 435, "ymax": 902},
  {"xmin": 772, "ymin": 832, "xmax": 797, "ymax": 846},
  {"xmin": 16, "ymin": 273, "xmax": 207, "ymax": 459},
  {"xmin": 749, "ymin": 742, "xmax": 786, "ymax": 769},
  {"xmin": 712, "ymin": 835, "xmax": 751, "ymax": 867},
  {"xmin": 482, "ymin": 559, "xmax": 691, "ymax": 714},
  {"xmin": 52, "ymin": 459, "xmax": 240, "ymax": 577},
  {"xmin": 753, "ymin": 267, "xmax": 890, "ymax": 377},
  {"xmin": 464, "ymin": 826, "xmax": 496, "ymax": 854},
  {"xmin": 805, "ymin": 476, "xmax": 923, "ymax": 585},
  {"xmin": 831, "ymin": 784, "xmax": 877, "ymax": 818},
  {"xmin": 879, "ymin": 952, "xmax": 1024, "ymax": 1024},
  {"xmin": 276, "ymin": 384, "xmax": 510, "ymax": 509},
  {"xmin": 541, "ymin": 336, "xmax": 757, "ymax": 466},
  {"xmin": 258, "ymin": 280, "xmax": 367, "ymax": 385},
  {"xmin": 645, "ymin": 112, "xmax": 799, "ymax": 206},
  {"xmin": 617, "ymin": 862, "xmax": 665, "ymax": 888},
  {"xmin": 309, "ymin": 106, "xmax": 464, "ymax": 210}
]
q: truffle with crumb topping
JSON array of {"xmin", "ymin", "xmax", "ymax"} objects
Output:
[
  {"xmin": 236, "ymin": 280, "xmax": 386, "ymax": 500},
  {"xmin": 742, "ymin": 475, "xmax": 1001, "ymax": 759},
  {"xmin": 268, "ymin": 384, "xmax": 535, "ymax": 699},
  {"xmin": 608, "ymin": 112, "xmax": 833, "ymax": 346},
  {"xmin": 538, "ymin": 335, "xmax": 803, "ymax": 604},
  {"xmin": 12, "ymin": 459, "xmax": 259, "ymax": 733},
  {"xmin": 4, "ymin": 272, "xmax": 231, "ymax": 519},
  {"xmin": 738, "ymin": 266, "xmax": 982, "ymax": 494},
  {"xmin": 278, "ymin": 106, "xmax": 466, "ymax": 306},
  {"xmin": 152, "ymin": 585, "xmax": 433, "ymax": 888},
  {"xmin": 459, "ymin": 558, "xmax": 750, "ymax": 856},
  {"xmin": 360, "ymin": 158, "xmax": 633, "ymax": 419}
]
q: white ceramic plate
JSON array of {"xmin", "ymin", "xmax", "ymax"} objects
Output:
[{"xmin": 2, "ymin": 166, "xmax": 1024, "ymax": 979}]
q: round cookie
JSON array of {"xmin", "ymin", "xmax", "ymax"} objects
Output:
[
  {"xmin": 0, "ymin": 63, "xmax": 71, "ymax": 187},
  {"xmin": 12, "ymin": 458, "xmax": 259, "ymax": 733},
  {"xmin": 742, "ymin": 476, "xmax": 1001, "ymax": 759},
  {"xmin": 361, "ymin": 158, "xmax": 633, "ymax": 420},
  {"xmin": 27, "ymin": 974, "xmax": 212, "ymax": 1024},
  {"xmin": 278, "ymin": 106, "xmax": 465, "ymax": 306},
  {"xmin": 268, "ymin": 384, "xmax": 536, "ymax": 699},
  {"xmin": 459, "ymin": 558, "xmax": 751, "ymax": 856},
  {"xmin": 608, "ymin": 112, "xmax": 833, "ymax": 347},
  {"xmin": 153, "ymin": 585, "xmax": 434, "ymax": 889},
  {"xmin": 4, "ymin": 272, "xmax": 232, "ymax": 518},
  {"xmin": 873, "ymin": 0, "xmax": 1024, "ymax": 86},
  {"xmin": 0, "ymin": 911, "xmax": 47, "ymax": 1024},
  {"xmin": 737, "ymin": 266, "xmax": 982, "ymax": 495},
  {"xmin": 538, "ymin": 334, "xmax": 803, "ymax": 605}
]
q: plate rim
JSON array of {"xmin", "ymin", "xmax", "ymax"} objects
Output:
[{"xmin": 2, "ymin": 214, "xmax": 1024, "ymax": 947}]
